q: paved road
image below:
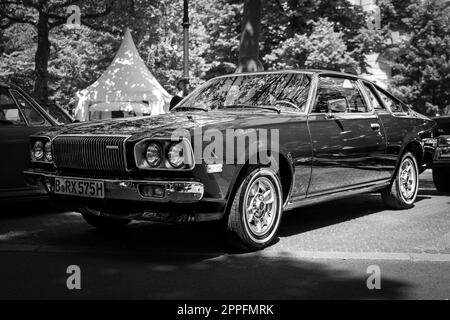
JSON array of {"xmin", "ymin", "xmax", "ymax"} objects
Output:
[{"xmin": 0, "ymin": 170, "xmax": 448, "ymax": 299}]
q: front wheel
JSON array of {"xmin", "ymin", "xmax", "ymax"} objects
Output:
[
  {"xmin": 381, "ymin": 152, "xmax": 419, "ymax": 209},
  {"xmin": 226, "ymin": 167, "xmax": 283, "ymax": 251},
  {"xmin": 432, "ymin": 167, "xmax": 450, "ymax": 193}
]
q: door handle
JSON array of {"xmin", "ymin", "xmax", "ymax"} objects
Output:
[{"xmin": 370, "ymin": 123, "xmax": 380, "ymax": 131}]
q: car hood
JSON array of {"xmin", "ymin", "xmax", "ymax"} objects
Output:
[{"xmin": 39, "ymin": 110, "xmax": 300, "ymax": 140}]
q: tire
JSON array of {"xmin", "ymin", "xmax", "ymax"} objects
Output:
[
  {"xmin": 82, "ymin": 212, "xmax": 131, "ymax": 230},
  {"xmin": 432, "ymin": 167, "xmax": 450, "ymax": 193},
  {"xmin": 226, "ymin": 167, "xmax": 283, "ymax": 251},
  {"xmin": 381, "ymin": 151, "xmax": 419, "ymax": 209}
]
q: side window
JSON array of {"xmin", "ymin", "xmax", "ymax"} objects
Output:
[
  {"xmin": 313, "ymin": 76, "xmax": 369, "ymax": 113},
  {"xmin": 10, "ymin": 90, "xmax": 47, "ymax": 126},
  {"xmin": 375, "ymin": 89, "xmax": 404, "ymax": 113},
  {"xmin": 363, "ymin": 83, "xmax": 384, "ymax": 110},
  {"xmin": 0, "ymin": 87, "xmax": 26, "ymax": 126}
]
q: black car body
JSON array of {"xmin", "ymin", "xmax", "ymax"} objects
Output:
[
  {"xmin": 0, "ymin": 82, "xmax": 73, "ymax": 199},
  {"xmin": 24, "ymin": 70, "xmax": 436, "ymax": 250},
  {"xmin": 431, "ymin": 115, "xmax": 450, "ymax": 192}
]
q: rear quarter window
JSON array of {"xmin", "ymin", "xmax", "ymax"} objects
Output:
[{"xmin": 375, "ymin": 88, "xmax": 406, "ymax": 113}]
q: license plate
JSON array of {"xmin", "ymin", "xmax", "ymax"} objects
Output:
[{"xmin": 54, "ymin": 177, "xmax": 105, "ymax": 199}]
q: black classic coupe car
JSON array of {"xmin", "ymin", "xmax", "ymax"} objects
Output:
[
  {"xmin": 24, "ymin": 70, "xmax": 436, "ymax": 250},
  {"xmin": 431, "ymin": 114, "xmax": 450, "ymax": 192},
  {"xmin": 0, "ymin": 82, "xmax": 74, "ymax": 199}
]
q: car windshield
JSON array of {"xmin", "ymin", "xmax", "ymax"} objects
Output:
[{"xmin": 174, "ymin": 73, "xmax": 312, "ymax": 112}]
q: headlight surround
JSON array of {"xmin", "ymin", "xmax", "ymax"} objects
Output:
[
  {"xmin": 32, "ymin": 140, "xmax": 44, "ymax": 160},
  {"xmin": 145, "ymin": 142, "xmax": 162, "ymax": 167},
  {"xmin": 167, "ymin": 142, "xmax": 185, "ymax": 168},
  {"xmin": 134, "ymin": 138, "xmax": 194, "ymax": 170},
  {"xmin": 44, "ymin": 141, "xmax": 52, "ymax": 161}
]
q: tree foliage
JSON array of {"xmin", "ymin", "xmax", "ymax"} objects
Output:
[
  {"xmin": 388, "ymin": 0, "xmax": 450, "ymax": 115},
  {"xmin": 263, "ymin": 18, "xmax": 359, "ymax": 72},
  {"xmin": 0, "ymin": 0, "xmax": 449, "ymax": 116}
]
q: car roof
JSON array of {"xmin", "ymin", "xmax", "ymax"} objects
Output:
[{"xmin": 217, "ymin": 69, "xmax": 367, "ymax": 81}]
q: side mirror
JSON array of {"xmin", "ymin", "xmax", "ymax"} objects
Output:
[{"xmin": 327, "ymin": 98, "xmax": 347, "ymax": 113}]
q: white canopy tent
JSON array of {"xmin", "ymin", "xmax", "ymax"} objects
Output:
[{"xmin": 74, "ymin": 28, "xmax": 171, "ymax": 121}]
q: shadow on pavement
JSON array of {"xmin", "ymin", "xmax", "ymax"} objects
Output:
[
  {"xmin": 279, "ymin": 181, "xmax": 435, "ymax": 238},
  {"xmin": 0, "ymin": 185, "xmax": 431, "ymax": 299},
  {"xmin": 278, "ymin": 192, "xmax": 428, "ymax": 237},
  {"xmin": 0, "ymin": 250, "xmax": 410, "ymax": 299},
  {"xmin": 279, "ymin": 194, "xmax": 383, "ymax": 237},
  {"xmin": 418, "ymin": 189, "xmax": 448, "ymax": 196},
  {"xmin": 0, "ymin": 198, "xmax": 64, "ymax": 218}
]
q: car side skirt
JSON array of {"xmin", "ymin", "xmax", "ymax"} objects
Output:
[{"xmin": 284, "ymin": 179, "xmax": 390, "ymax": 211}]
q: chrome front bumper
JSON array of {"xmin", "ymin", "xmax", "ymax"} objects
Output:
[{"xmin": 23, "ymin": 170, "xmax": 204, "ymax": 203}]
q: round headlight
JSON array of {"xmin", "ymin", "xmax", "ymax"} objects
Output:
[
  {"xmin": 145, "ymin": 142, "xmax": 162, "ymax": 167},
  {"xmin": 32, "ymin": 141, "xmax": 44, "ymax": 160},
  {"xmin": 44, "ymin": 141, "xmax": 52, "ymax": 161},
  {"xmin": 167, "ymin": 142, "xmax": 185, "ymax": 168}
]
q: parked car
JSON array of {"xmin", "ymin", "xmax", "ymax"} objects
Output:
[
  {"xmin": 431, "ymin": 114, "xmax": 450, "ymax": 192},
  {"xmin": 24, "ymin": 70, "xmax": 435, "ymax": 250},
  {"xmin": 0, "ymin": 82, "xmax": 74, "ymax": 199}
]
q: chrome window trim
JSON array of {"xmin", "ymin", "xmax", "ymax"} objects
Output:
[
  {"xmin": 360, "ymin": 80, "xmax": 386, "ymax": 112},
  {"xmin": 9, "ymin": 89, "xmax": 50, "ymax": 127},
  {"xmin": 355, "ymin": 79, "xmax": 376, "ymax": 114},
  {"xmin": 3, "ymin": 89, "xmax": 28, "ymax": 126},
  {"xmin": 304, "ymin": 73, "xmax": 319, "ymax": 115}
]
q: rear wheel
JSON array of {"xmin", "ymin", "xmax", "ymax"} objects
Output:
[
  {"xmin": 381, "ymin": 152, "xmax": 419, "ymax": 209},
  {"xmin": 81, "ymin": 212, "xmax": 131, "ymax": 230},
  {"xmin": 432, "ymin": 167, "xmax": 450, "ymax": 193},
  {"xmin": 226, "ymin": 167, "xmax": 283, "ymax": 251}
]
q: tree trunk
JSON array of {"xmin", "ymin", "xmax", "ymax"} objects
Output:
[
  {"xmin": 34, "ymin": 11, "xmax": 50, "ymax": 105},
  {"xmin": 236, "ymin": 0, "xmax": 264, "ymax": 73}
]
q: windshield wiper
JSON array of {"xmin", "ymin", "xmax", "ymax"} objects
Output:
[
  {"xmin": 174, "ymin": 106, "xmax": 208, "ymax": 112},
  {"xmin": 218, "ymin": 104, "xmax": 281, "ymax": 114}
]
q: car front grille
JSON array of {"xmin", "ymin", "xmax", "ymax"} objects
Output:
[{"xmin": 53, "ymin": 135, "xmax": 128, "ymax": 172}]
